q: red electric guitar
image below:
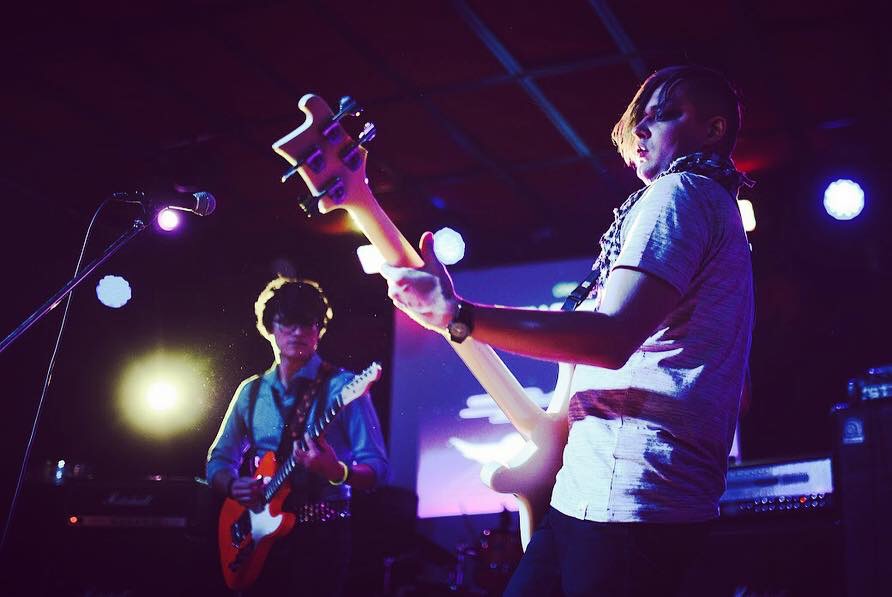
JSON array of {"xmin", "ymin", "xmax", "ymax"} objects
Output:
[
  {"xmin": 217, "ymin": 362, "xmax": 382, "ymax": 590},
  {"xmin": 271, "ymin": 95, "xmax": 573, "ymax": 550}
]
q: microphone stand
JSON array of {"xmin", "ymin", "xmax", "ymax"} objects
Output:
[
  {"xmin": 0, "ymin": 217, "xmax": 147, "ymax": 354},
  {"xmin": 0, "ymin": 214, "xmax": 147, "ymax": 555}
]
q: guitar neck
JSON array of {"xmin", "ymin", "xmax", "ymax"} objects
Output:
[
  {"xmin": 262, "ymin": 395, "xmax": 345, "ymax": 502},
  {"xmin": 349, "ymin": 186, "xmax": 546, "ymax": 437},
  {"xmin": 348, "ymin": 185, "xmax": 425, "ymax": 267}
]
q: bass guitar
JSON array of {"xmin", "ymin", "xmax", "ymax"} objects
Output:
[
  {"xmin": 271, "ymin": 95, "xmax": 572, "ymax": 548},
  {"xmin": 218, "ymin": 361, "xmax": 383, "ymax": 590}
]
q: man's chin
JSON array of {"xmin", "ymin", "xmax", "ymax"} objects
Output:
[
  {"xmin": 637, "ymin": 161, "xmax": 667, "ymax": 184},
  {"xmin": 283, "ymin": 347, "xmax": 313, "ymax": 360},
  {"xmin": 636, "ymin": 164, "xmax": 653, "ymax": 183}
]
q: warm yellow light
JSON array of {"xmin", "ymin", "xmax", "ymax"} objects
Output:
[
  {"xmin": 738, "ymin": 199, "xmax": 756, "ymax": 232},
  {"xmin": 117, "ymin": 351, "xmax": 211, "ymax": 438},
  {"xmin": 146, "ymin": 381, "xmax": 178, "ymax": 412}
]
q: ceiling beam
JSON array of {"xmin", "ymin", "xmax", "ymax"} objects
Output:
[
  {"xmin": 585, "ymin": 0, "xmax": 649, "ymax": 80},
  {"xmin": 306, "ymin": 0, "xmax": 549, "ymax": 224},
  {"xmin": 452, "ymin": 0, "xmax": 616, "ymax": 191}
]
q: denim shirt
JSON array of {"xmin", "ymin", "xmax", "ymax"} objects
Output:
[{"xmin": 207, "ymin": 353, "xmax": 389, "ymax": 503}]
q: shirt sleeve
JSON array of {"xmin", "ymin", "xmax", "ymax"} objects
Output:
[
  {"xmin": 206, "ymin": 377, "xmax": 255, "ymax": 484},
  {"xmin": 339, "ymin": 387, "xmax": 390, "ymax": 486},
  {"xmin": 613, "ymin": 173, "xmax": 713, "ymax": 295}
]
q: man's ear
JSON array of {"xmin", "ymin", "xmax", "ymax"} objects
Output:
[{"xmin": 705, "ymin": 115, "xmax": 727, "ymax": 147}]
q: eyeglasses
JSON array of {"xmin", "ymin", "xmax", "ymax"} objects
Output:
[{"xmin": 272, "ymin": 320, "xmax": 320, "ymax": 334}]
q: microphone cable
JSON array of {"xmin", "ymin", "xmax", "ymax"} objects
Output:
[{"xmin": 0, "ymin": 196, "xmax": 124, "ymax": 553}]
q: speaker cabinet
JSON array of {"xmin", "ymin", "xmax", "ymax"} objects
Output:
[{"xmin": 834, "ymin": 400, "xmax": 892, "ymax": 597}]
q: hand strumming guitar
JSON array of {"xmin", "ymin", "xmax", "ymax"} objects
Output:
[
  {"xmin": 293, "ymin": 433, "xmax": 347, "ymax": 484},
  {"xmin": 229, "ymin": 476, "xmax": 264, "ymax": 507}
]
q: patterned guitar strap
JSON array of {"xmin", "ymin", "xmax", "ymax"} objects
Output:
[
  {"xmin": 563, "ymin": 152, "xmax": 754, "ymax": 312},
  {"xmin": 280, "ymin": 362, "xmax": 339, "ymax": 506}
]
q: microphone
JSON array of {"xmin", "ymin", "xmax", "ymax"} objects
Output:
[{"xmin": 112, "ymin": 190, "xmax": 217, "ymax": 216}]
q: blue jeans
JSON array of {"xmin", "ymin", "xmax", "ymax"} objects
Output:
[{"xmin": 504, "ymin": 507, "xmax": 710, "ymax": 597}]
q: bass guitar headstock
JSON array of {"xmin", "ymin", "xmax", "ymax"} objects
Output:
[{"xmin": 272, "ymin": 94, "xmax": 376, "ymax": 217}]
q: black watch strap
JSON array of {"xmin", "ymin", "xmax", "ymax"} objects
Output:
[{"xmin": 447, "ymin": 300, "xmax": 474, "ymax": 343}]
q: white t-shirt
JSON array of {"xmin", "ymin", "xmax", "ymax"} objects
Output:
[{"xmin": 550, "ymin": 172, "xmax": 754, "ymax": 523}]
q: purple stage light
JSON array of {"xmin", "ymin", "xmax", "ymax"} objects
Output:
[{"xmin": 157, "ymin": 208, "xmax": 181, "ymax": 231}]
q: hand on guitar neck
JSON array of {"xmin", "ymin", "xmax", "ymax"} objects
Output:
[{"xmin": 380, "ymin": 231, "xmax": 458, "ymax": 333}]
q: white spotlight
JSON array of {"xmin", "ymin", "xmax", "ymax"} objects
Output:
[
  {"xmin": 824, "ymin": 179, "xmax": 865, "ymax": 221},
  {"xmin": 96, "ymin": 275, "xmax": 132, "ymax": 308},
  {"xmin": 433, "ymin": 227, "xmax": 465, "ymax": 265}
]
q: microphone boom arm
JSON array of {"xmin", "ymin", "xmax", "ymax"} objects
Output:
[{"xmin": 0, "ymin": 217, "xmax": 148, "ymax": 354}]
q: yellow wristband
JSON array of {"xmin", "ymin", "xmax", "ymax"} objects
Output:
[{"xmin": 329, "ymin": 461, "xmax": 350, "ymax": 486}]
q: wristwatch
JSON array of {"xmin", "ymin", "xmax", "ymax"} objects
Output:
[{"xmin": 447, "ymin": 300, "xmax": 475, "ymax": 344}]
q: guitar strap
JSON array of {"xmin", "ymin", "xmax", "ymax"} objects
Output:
[
  {"xmin": 279, "ymin": 361, "xmax": 338, "ymax": 506},
  {"xmin": 274, "ymin": 361, "xmax": 338, "ymax": 460},
  {"xmin": 245, "ymin": 376, "xmax": 263, "ymax": 458},
  {"xmin": 242, "ymin": 362, "xmax": 336, "ymax": 473}
]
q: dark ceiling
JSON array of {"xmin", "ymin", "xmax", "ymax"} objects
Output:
[{"xmin": 1, "ymin": 0, "xmax": 889, "ymax": 491}]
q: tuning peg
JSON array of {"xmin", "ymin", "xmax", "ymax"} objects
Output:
[
  {"xmin": 281, "ymin": 146, "xmax": 325, "ymax": 183},
  {"xmin": 357, "ymin": 121, "xmax": 377, "ymax": 147},
  {"xmin": 323, "ymin": 96, "xmax": 364, "ymax": 143},
  {"xmin": 337, "ymin": 123, "xmax": 376, "ymax": 172},
  {"xmin": 296, "ymin": 193, "xmax": 321, "ymax": 217},
  {"xmin": 337, "ymin": 96, "xmax": 363, "ymax": 119},
  {"xmin": 321, "ymin": 177, "xmax": 347, "ymax": 203},
  {"xmin": 339, "ymin": 143, "xmax": 361, "ymax": 172}
]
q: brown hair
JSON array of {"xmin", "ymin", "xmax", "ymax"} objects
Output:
[
  {"xmin": 254, "ymin": 276, "xmax": 333, "ymax": 340},
  {"xmin": 612, "ymin": 65, "xmax": 743, "ymax": 165}
]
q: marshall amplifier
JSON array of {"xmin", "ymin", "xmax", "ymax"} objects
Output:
[
  {"xmin": 57, "ymin": 476, "xmax": 222, "ymax": 594},
  {"xmin": 63, "ymin": 476, "xmax": 209, "ymax": 530},
  {"xmin": 3, "ymin": 476, "xmax": 225, "ymax": 595}
]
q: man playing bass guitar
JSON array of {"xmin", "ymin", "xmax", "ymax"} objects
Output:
[{"xmin": 382, "ymin": 65, "xmax": 754, "ymax": 596}]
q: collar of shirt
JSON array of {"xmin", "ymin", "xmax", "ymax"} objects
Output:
[{"xmin": 262, "ymin": 353, "xmax": 323, "ymax": 396}]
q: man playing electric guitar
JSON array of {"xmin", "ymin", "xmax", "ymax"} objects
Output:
[
  {"xmin": 207, "ymin": 276, "xmax": 389, "ymax": 595},
  {"xmin": 382, "ymin": 65, "xmax": 754, "ymax": 596}
]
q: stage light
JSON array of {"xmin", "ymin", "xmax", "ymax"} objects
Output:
[
  {"xmin": 356, "ymin": 244, "xmax": 386, "ymax": 274},
  {"xmin": 433, "ymin": 227, "xmax": 465, "ymax": 265},
  {"xmin": 96, "ymin": 275, "xmax": 132, "ymax": 308},
  {"xmin": 737, "ymin": 199, "xmax": 756, "ymax": 232},
  {"xmin": 146, "ymin": 381, "xmax": 178, "ymax": 412},
  {"xmin": 117, "ymin": 351, "xmax": 210, "ymax": 438},
  {"xmin": 824, "ymin": 179, "xmax": 865, "ymax": 220},
  {"xmin": 157, "ymin": 208, "xmax": 181, "ymax": 231}
]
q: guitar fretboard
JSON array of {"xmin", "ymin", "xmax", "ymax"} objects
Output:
[{"xmin": 261, "ymin": 395, "xmax": 345, "ymax": 503}]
